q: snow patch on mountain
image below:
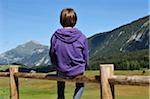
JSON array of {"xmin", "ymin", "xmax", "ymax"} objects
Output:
[
  {"xmin": 0, "ymin": 41, "xmax": 51, "ymax": 67},
  {"xmin": 35, "ymin": 57, "xmax": 45, "ymax": 66}
]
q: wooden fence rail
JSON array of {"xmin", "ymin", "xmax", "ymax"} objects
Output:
[{"xmin": 0, "ymin": 64, "xmax": 149, "ymax": 99}]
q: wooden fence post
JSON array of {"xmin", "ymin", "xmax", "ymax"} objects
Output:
[
  {"xmin": 9, "ymin": 65, "xmax": 19, "ymax": 99},
  {"xmin": 100, "ymin": 64, "xmax": 114, "ymax": 99}
]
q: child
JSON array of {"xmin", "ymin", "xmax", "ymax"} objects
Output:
[{"xmin": 50, "ymin": 8, "xmax": 88, "ymax": 99}]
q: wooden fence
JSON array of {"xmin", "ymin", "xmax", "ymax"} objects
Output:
[{"xmin": 0, "ymin": 64, "xmax": 149, "ymax": 99}]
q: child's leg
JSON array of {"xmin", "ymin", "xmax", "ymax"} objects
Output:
[
  {"xmin": 57, "ymin": 81, "xmax": 65, "ymax": 99},
  {"xmin": 73, "ymin": 82, "xmax": 84, "ymax": 99}
]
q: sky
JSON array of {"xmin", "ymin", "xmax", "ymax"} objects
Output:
[{"xmin": 0, "ymin": 0, "xmax": 149, "ymax": 53}]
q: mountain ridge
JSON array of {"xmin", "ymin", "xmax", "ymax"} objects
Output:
[
  {"xmin": 0, "ymin": 41, "xmax": 51, "ymax": 66},
  {"xmin": 88, "ymin": 15, "xmax": 149, "ymax": 40},
  {"xmin": 0, "ymin": 15, "xmax": 149, "ymax": 68},
  {"xmin": 88, "ymin": 15, "xmax": 149, "ymax": 58}
]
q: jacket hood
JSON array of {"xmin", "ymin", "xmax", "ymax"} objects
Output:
[{"xmin": 54, "ymin": 28, "xmax": 82, "ymax": 43}]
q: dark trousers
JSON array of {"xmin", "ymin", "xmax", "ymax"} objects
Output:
[{"xmin": 57, "ymin": 81, "xmax": 84, "ymax": 99}]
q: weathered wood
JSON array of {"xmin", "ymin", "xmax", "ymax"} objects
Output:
[
  {"xmin": 109, "ymin": 75, "xmax": 150, "ymax": 86},
  {"xmin": 1, "ymin": 72, "xmax": 149, "ymax": 86},
  {"xmin": 0, "ymin": 63, "xmax": 150, "ymax": 99},
  {"xmin": 4, "ymin": 72, "xmax": 148, "ymax": 86},
  {"xmin": 100, "ymin": 64, "xmax": 114, "ymax": 99},
  {"xmin": 0, "ymin": 72, "xmax": 10, "ymax": 77},
  {"xmin": 9, "ymin": 66, "xmax": 19, "ymax": 99},
  {"xmin": 14, "ymin": 73, "xmax": 100, "ymax": 83}
]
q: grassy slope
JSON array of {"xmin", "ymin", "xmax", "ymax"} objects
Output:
[{"xmin": 0, "ymin": 70, "xmax": 149, "ymax": 99}]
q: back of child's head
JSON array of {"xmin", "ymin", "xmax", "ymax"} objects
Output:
[{"xmin": 60, "ymin": 8, "xmax": 77, "ymax": 27}]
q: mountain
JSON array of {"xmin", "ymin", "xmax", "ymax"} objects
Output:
[
  {"xmin": 0, "ymin": 16, "xmax": 149, "ymax": 69},
  {"xmin": 88, "ymin": 16, "xmax": 149, "ymax": 58},
  {"xmin": 88, "ymin": 16, "xmax": 149, "ymax": 70},
  {"xmin": 0, "ymin": 41, "xmax": 51, "ymax": 67}
]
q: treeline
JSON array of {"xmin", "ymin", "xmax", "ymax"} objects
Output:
[
  {"xmin": 2, "ymin": 49, "xmax": 148, "ymax": 71},
  {"xmin": 0, "ymin": 63, "xmax": 56, "ymax": 73},
  {"xmin": 88, "ymin": 49, "xmax": 149, "ymax": 70}
]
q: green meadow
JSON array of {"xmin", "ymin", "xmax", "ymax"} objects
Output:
[{"xmin": 0, "ymin": 70, "xmax": 149, "ymax": 99}]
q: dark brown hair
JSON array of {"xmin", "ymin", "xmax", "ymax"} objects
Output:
[{"xmin": 60, "ymin": 8, "xmax": 77, "ymax": 27}]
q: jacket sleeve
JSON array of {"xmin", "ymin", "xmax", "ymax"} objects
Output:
[
  {"xmin": 49, "ymin": 35, "xmax": 57, "ymax": 65},
  {"xmin": 83, "ymin": 38, "xmax": 89, "ymax": 69}
]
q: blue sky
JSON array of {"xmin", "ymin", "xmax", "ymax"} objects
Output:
[{"xmin": 0, "ymin": 0, "xmax": 149, "ymax": 53}]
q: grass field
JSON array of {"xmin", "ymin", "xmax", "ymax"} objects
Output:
[{"xmin": 0, "ymin": 70, "xmax": 149, "ymax": 99}]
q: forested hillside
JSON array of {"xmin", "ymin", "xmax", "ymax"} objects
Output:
[{"xmin": 88, "ymin": 16, "xmax": 149, "ymax": 70}]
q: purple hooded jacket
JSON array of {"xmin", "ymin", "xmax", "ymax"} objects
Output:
[{"xmin": 50, "ymin": 28, "xmax": 88, "ymax": 76}]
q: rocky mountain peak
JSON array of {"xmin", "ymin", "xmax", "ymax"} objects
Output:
[{"xmin": 0, "ymin": 40, "xmax": 50, "ymax": 66}]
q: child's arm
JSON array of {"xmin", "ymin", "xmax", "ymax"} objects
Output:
[
  {"xmin": 49, "ymin": 35, "xmax": 57, "ymax": 65},
  {"xmin": 83, "ymin": 38, "xmax": 89, "ymax": 69}
]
